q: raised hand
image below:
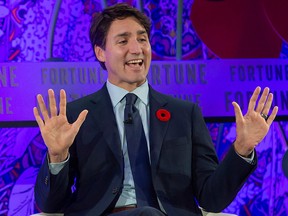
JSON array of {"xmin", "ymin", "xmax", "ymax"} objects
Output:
[
  {"xmin": 232, "ymin": 86, "xmax": 278, "ymax": 157},
  {"xmin": 33, "ymin": 89, "xmax": 88, "ymax": 162}
]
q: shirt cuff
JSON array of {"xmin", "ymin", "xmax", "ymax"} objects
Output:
[
  {"xmin": 48, "ymin": 153, "xmax": 70, "ymax": 175},
  {"xmin": 236, "ymin": 150, "xmax": 255, "ymax": 164}
]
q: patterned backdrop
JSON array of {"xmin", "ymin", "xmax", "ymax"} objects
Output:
[{"xmin": 0, "ymin": 0, "xmax": 288, "ymax": 215}]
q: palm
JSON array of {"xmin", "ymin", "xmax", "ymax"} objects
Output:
[{"xmin": 41, "ymin": 114, "xmax": 76, "ymax": 156}]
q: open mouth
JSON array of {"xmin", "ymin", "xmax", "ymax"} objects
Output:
[{"xmin": 126, "ymin": 59, "xmax": 144, "ymax": 67}]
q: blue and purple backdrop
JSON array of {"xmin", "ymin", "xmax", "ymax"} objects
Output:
[{"xmin": 0, "ymin": 0, "xmax": 288, "ymax": 215}]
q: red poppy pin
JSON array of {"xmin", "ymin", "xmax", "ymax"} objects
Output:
[{"xmin": 156, "ymin": 109, "xmax": 171, "ymax": 122}]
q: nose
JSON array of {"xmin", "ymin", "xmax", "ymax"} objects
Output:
[{"xmin": 129, "ymin": 39, "xmax": 142, "ymax": 54}]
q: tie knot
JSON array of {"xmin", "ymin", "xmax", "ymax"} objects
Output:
[{"xmin": 125, "ymin": 93, "xmax": 138, "ymax": 105}]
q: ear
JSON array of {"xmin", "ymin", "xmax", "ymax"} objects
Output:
[{"xmin": 94, "ymin": 45, "xmax": 105, "ymax": 62}]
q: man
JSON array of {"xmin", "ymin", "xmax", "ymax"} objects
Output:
[{"xmin": 33, "ymin": 3, "xmax": 278, "ymax": 216}]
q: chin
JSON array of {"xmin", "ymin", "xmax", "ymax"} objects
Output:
[{"xmin": 129, "ymin": 77, "xmax": 146, "ymax": 85}]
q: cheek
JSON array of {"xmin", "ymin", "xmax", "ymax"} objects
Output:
[
  {"xmin": 106, "ymin": 53, "xmax": 120, "ymax": 64},
  {"xmin": 144, "ymin": 45, "xmax": 152, "ymax": 56},
  {"xmin": 145, "ymin": 43, "xmax": 151, "ymax": 51}
]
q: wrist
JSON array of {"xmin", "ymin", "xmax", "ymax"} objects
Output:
[
  {"xmin": 48, "ymin": 151, "xmax": 69, "ymax": 163},
  {"xmin": 233, "ymin": 140, "xmax": 253, "ymax": 158}
]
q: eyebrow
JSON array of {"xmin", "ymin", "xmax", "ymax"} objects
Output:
[{"xmin": 115, "ymin": 30, "xmax": 148, "ymax": 38}]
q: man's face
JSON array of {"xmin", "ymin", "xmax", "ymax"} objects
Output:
[{"xmin": 95, "ymin": 17, "xmax": 151, "ymax": 91}]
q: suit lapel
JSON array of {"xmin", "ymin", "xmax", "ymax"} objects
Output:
[
  {"xmin": 88, "ymin": 85, "xmax": 123, "ymax": 167},
  {"xmin": 149, "ymin": 87, "xmax": 170, "ymax": 171},
  {"xmin": 85, "ymin": 85, "xmax": 169, "ymax": 173}
]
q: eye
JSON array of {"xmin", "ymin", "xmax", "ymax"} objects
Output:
[
  {"xmin": 138, "ymin": 38, "xmax": 147, "ymax": 42},
  {"xmin": 118, "ymin": 40, "xmax": 127, "ymax": 44}
]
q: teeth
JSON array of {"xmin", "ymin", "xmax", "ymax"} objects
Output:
[{"xmin": 127, "ymin": 59, "xmax": 143, "ymax": 64}]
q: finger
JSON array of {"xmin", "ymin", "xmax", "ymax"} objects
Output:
[
  {"xmin": 255, "ymin": 87, "xmax": 270, "ymax": 113},
  {"xmin": 261, "ymin": 92, "xmax": 273, "ymax": 115},
  {"xmin": 33, "ymin": 107, "xmax": 44, "ymax": 129},
  {"xmin": 48, "ymin": 89, "xmax": 57, "ymax": 117},
  {"xmin": 266, "ymin": 106, "xmax": 278, "ymax": 125},
  {"xmin": 72, "ymin": 110, "xmax": 88, "ymax": 132},
  {"xmin": 247, "ymin": 86, "xmax": 261, "ymax": 113},
  {"xmin": 37, "ymin": 93, "xmax": 49, "ymax": 121},
  {"xmin": 232, "ymin": 101, "xmax": 243, "ymax": 122},
  {"xmin": 59, "ymin": 89, "xmax": 67, "ymax": 116}
]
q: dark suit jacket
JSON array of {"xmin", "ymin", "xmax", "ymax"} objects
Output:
[{"xmin": 35, "ymin": 85, "xmax": 257, "ymax": 216}]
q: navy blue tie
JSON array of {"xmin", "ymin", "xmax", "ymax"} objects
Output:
[{"xmin": 124, "ymin": 93, "xmax": 159, "ymax": 208}]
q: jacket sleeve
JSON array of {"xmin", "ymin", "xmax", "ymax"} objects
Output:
[
  {"xmin": 34, "ymin": 154, "xmax": 75, "ymax": 213},
  {"xmin": 191, "ymin": 104, "xmax": 257, "ymax": 212}
]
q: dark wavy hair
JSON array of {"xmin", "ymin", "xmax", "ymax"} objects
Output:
[{"xmin": 89, "ymin": 3, "xmax": 151, "ymax": 70}]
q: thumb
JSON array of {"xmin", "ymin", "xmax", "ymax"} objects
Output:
[
  {"xmin": 73, "ymin": 110, "xmax": 89, "ymax": 131},
  {"xmin": 232, "ymin": 101, "xmax": 243, "ymax": 122}
]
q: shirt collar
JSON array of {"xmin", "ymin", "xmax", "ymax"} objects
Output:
[{"xmin": 106, "ymin": 80, "xmax": 149, "ymax": 107}]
